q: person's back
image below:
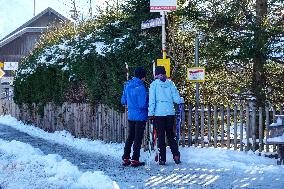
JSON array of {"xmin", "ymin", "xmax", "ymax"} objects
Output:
[
  {"xmin": 149, "ymin": 79, "xmax": 183, "ymax": 117},
  {"xmin": 122, "ymin": 77, "xmax": 148, "ymax": 121}
]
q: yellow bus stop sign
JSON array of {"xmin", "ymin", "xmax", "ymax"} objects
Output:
[
  {"xmin": 157, "ymin": 58, "xmax": 170, "ymax": 77},
  {"xmin": 0, "ymin": 62, "xmax": 4, "ymax": 68}
]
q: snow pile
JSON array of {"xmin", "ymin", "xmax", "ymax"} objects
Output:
[
  {"xmin": 0, "ymin": 139, "xmax": 118, "ymax": 189},
  {"xmin": 0, "ymin": 115, "xmax": 124, "ymax": 159},
  {"xmin": 270, "ymin": 117, "xmax": 284, "ymax": 127}
]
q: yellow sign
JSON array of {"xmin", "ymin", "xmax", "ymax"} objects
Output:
[
  {"xmin": 0, "ymin": 68, "xmax": 5, "ymax": 78},
  {"xmin": 157, "ymin": 58, "xmax": 170, "ymax": 77},
  {"xmin": 187, "ymin": 67, "xmax": 205, "ymax": 82},
  {"xmin": 0, "ymin": 62, "xmax": 4, "ymax": 68}
]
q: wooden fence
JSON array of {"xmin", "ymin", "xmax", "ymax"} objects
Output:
[{"xmin": 0, "ymin": 100, "xmax": 282, "ymax": 153}]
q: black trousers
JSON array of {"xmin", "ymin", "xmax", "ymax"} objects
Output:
[
  {"xmin": 123, "ymin": 120, "xmax": 146, "ymax": 161},
  {"xmin": 155, "ymin": 115, "xmax": 180, "ymax": 162}
]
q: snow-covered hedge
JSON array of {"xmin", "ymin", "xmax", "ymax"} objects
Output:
[{"xmin": 13, "ymin": 21, "xmax": 127, "ymax": 111}]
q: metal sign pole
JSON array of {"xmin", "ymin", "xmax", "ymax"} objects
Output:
[
  {"xmin": 194, "ymin": 35, "xmax": 200, "ymax": 107},
  {"xmin": 161, "ymin": 11, "xmax": 166, "ymax": 59}
]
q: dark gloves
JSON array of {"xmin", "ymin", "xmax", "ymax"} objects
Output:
[{"xmin": 149, "ymin": 116, "xmax": 155, "ymax": 120}]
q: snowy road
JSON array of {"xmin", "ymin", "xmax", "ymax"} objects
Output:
[{"xmin": 0, "ymin": 116, "xmax": 283, "ymax": 189}]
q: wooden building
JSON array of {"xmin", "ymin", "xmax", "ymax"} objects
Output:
[{"xmin": 0, "ymin": 7, "xmax": 68, "ymax": 99}]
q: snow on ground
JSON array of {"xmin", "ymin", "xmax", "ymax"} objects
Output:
[
  {"xmin": 0, "ymin": 115, "xmax": 284, "ymax": 189},
  {"xmin": 0, "ymin": 139, "xmax": 117, "ymax": 189}
]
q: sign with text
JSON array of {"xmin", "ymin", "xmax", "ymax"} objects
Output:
[
  {"xmin": 4, "ymin": 62, "xmax": 18, "ymax": 70},
  {"xmin": 187, "ymin": 67, "xmax": 205, "ymax": 82},
  {"xmin": 150, "ymin": 0, "xmax": 177, "ymax": 12},
  {"xmin": 141, "ymin": 18, "xmax": 162, "ymax": 29}
]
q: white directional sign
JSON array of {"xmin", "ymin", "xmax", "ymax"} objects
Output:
[
  {"xmin": 141, "ymin": 18, "xmax": 162, "ymax": 29},
  {"xmin": 150, "ymin": 0, "xmax": 177, "ymax": 12},
  {"xmin": 4, "ymin": 62, "xmax": 18, "ymax": 70}
]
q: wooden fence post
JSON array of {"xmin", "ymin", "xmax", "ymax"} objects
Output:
[
  {"xmin": 207, "ymin": 105, "xmax": 211, "ymax": 147},
  {"xmin": 246, "ymin": 105, "xmax": 250, "ymax": 151},
  {"xmin": 251, "ymin": 105, "xmax": 256, "ymax": 152},
  {"xmin": 181, "ymin": 105, "xmax": 186, "ymax": 147},
  {"xmin": 187, "ymin": 104, "xmax": 192, "ymax": 147},
  {"xmin": 226, "ymin": 105, "xmax": 231, "ymax": 149},
  {"xmin": 259, "ymin": 107, "xmax": 263, "ymax": 152},
  {"xmin": 220, "ymin": 105, "xmax": 225, "ymax": 148},
  {"xmin": 201, "ymin": 105, "xmax": 205, "ymax": 147},
  {"xmin": 265, "ymin": 106, "xmax": 269, "ymax": 152},
  {"xmin": 233, "ymin": 105, "xmax": 237, "ymax": 150},
  {"xmin": 213, "ymin": 105, "xmax": 218, "ymax": 148},
  {"xmin": 272, "ymin": 106, "xmax": 277, "ymax": 152},
  {"xmin": 194, "ymin": 106, "xmax": 199, "ymax": 147},
  {"xmin": 240, "ymin": 105, "xmax": 244, "ymax": 151}
]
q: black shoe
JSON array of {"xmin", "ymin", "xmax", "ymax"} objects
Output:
[
  {"xmin": 174, "ymin": 155, "xmax": 181, "ymax": 164},
  {"xmin": 159, "ymin": 161, "xmax": 166, "ymax": 165}
]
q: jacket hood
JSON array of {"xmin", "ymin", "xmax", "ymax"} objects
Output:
[
  {"xmin": 154, "ymin": 78, "xmax": 171, "ymax": 87},
  {"xmin": 128, "ymin": 77, "xmax": 144, "ymax": 88}
]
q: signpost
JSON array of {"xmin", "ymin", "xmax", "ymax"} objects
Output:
[{"xmin": 142, "ymin": 0, "xmax": 177, "ymax": 77}]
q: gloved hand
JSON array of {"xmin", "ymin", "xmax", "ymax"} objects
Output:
[
  {"xmin": 149, "ymin": 116, "xmax": 155, "ymax": 120},
  {"xmin": 180, "ymin": 97, "xmax": 185, "ymax": 104}
]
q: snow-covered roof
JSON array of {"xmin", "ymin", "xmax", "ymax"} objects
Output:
[
  {"xmin": 0, "ymin": 7, "xmax": 68, "ymax": 48},
  {"xmin": 0, "ymin": 27, "xmax": 47, "ymax": 48}
]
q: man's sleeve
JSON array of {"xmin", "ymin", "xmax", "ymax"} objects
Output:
[
  {"xmin": 171, "ymin": 81, "xmax": 184, "ymax": 104},
  {"xmin": 121, "ymin": 84, "xmax": 127, "ymax": 105}
]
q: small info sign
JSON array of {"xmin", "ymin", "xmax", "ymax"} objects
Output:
[
  {"xmin": 187, "ymin": 67, "xmax": 205, "ymax": 82},
  {"xmin": 4, "ymin": 62, "xmax": 18, "ymax": 70},
  {"xmin": 150, "ymin": 0, "xmax": 177, "ymax": 12},
  {"xmin": 141, "ymin": 18, "xmax": 162, "ymax": 29}
]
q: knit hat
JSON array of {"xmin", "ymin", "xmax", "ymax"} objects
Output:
[
  {"xmin": 134, "ymin": 67, "xmax": 146, "ymax": 79},
  {"xmin": 155, "ymin": 66, "xmax": 166, "ymax": 75}
]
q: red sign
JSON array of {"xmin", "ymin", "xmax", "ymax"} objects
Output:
[{"xmin": 150, "ymin": 6, "xmax": 176, "ymax": 11}]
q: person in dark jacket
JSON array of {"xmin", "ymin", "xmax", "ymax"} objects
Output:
[
  {"xmin": 148, "ymin": 66, "xmax": 184, "ymax": 165},
  {"xmin": 121, "ymin": 67, "xmax": 148, "ymax": 167}
]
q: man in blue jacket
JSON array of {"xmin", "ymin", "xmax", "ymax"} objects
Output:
[
  {"xmin": 121, "ymin": 67, "xmax": 148, "ymax": 167},
  {"xmin": 148, "ymin": 66, "xmax": 184, "ymax": 165}
]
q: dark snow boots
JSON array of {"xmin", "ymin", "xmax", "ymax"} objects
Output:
[{"xmin": 122, "ymin": 158, "xmax": 145, "ymax": 167}]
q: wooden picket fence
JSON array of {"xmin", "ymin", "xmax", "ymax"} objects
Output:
[{"xmin": 0, "ymin": 100, "xmax": 282, "ymax": 153}]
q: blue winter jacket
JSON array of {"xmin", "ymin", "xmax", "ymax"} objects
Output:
[
  {"xmin": 121, "ymin": 77, "xmax": 148, "ymax": 121},
  {"xmin": 148, "ymin": 79, "xmax": 184, "ymax": 116}
]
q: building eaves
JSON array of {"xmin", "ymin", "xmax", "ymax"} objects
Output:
[
  {"xmin": 0, "ymin": 27, "xmax": 47, "ymax": 48},
  {"xmin": 0, "ymin": 7, "xmax": 68, "ymax": 42}
]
